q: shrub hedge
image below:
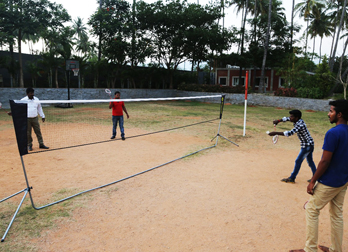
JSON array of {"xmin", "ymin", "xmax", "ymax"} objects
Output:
[{"xmin": 178, "ymin": 83, "xmax": 246, "ymax": 93}]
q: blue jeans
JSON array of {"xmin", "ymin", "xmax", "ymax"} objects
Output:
[
  {"xmin": 112, "ymin": 115, "xmax": 124, "ymax": 138},
  {"xmin": 290, "ymin": 145, "xmax": 316, "ymax": 180}
]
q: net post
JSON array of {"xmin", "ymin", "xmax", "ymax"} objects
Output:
[
  {"xmin": 212, "ymin": 94, "xmax": 239, "ymax": 147},
  {"xmin": 220, "ymin": 94, "xmax": 225, "ymax": 119},
  {"xmin": 9, "ymin": 100, "xmax": 28, "ymax": 156}
]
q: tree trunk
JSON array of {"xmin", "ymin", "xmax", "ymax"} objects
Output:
[
  {"xmin": 331, "ymin": 35, "xmax": 348, "ymax": 97},
  {"xmin": 305, "ymin": 18, "xmax": 309, "ymax": 55},
  {"xmin": 311, "ymin": 37, "xmax": 316, "ymax": 62},
  {"xmin": 55, "ymin": 68, "xmax": 59, "ymax": 88},
  {"xmin": 258, "ymin": 0, "xmax": 272, "ymax": 93},
  {"xmin": 290, "ymin": 0, "xmax": 295, "ymax": 53},
  {"xmin": 329, "ymin": 6, "xmax": 339, "ymax": 60},
  {"xmin": 9, "ymin": 44, "xmax": 15, "ymax": 87},
  {"xmin": 319, "ymin": 37, "xmax": 322, "ymax": 64},
  {"xmin": 329, "ymin": 0, "xmax": 347, "ymax": 71},
  {"xmin": 239, "ymin": 0, "xmax": 249, "ymax": 86},
  {"xmin": 18, "ymin": 29, "xmax": 24, "ymax": 88}
]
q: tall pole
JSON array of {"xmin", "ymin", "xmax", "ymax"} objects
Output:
[
  {"xmin": 98, "ymin": 0, "xmax": 103, "ymax": 62},
  {"xmin": 243, "ymin": 71, "xmax": 249, "ymax": 136}
]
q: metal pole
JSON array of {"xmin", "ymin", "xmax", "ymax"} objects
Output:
[
  {"xmin": 1, "ymin": 189, "xmax": 28, "ymax": 242},
  {"xmin": 0, "ymin": 188, "xmax": 27, "ymax": 203},
  {"xmin": 30, "ymin": 144, "xmax": 216, "ymax": 210}
]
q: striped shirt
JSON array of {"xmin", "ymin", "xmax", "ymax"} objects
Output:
[{"xmin": 282, "ymin": 117, "xmax": 314, "ymax": 148}]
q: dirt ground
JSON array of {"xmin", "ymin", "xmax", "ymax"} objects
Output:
[{"xmin": 1, "ymin": 122, "xmax": 348, "ymax": 252}]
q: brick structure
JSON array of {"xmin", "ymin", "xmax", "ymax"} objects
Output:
[{"xmin": 215, "ymin": 66, "xmax": 286, "ymax": 92}]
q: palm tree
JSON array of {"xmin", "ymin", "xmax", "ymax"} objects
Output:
[
  {"xmin": 42, "ymin": 27, "xmax": 74, "ymax": 88},
  {"xmin": 258, "ymin": 0, "xmax": 272, "ymax": 93},
  {"xmin": 295, "ymin": 0, "xmax": 325, "ymax": 55},
  {"xmin": 73, "ymin": 17, "xmax": 90, "ymax": 57},
  {"xmin": 337, "ymin": 34, "xmax": 348, "ymax": 99},
  {"xmin": 228, "ymin": 0, "xmax": 248, "ymax": 54},
  {"xmin": 307, "ymin": 6, "xmax": 334, "ymax": 63},
  {"xmin": 329, "ymin": 0, "xmax": 347, "ymax": 71}
]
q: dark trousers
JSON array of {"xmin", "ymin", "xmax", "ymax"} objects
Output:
[{"xmin": 27, "ymin": 117, "xmax": 44, "ymax": 146}]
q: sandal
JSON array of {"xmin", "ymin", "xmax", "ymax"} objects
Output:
[
  {"xmin": 318, "ymin": 245, "xmax": 330, "ymax": 252},
  {"xmin": 281, "ymin": 177, "xmax": 295, "ymax": 183}
]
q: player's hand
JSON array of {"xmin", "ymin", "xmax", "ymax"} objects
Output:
[
  {"xmin": 126, "ymin": 114, "xmax": 129, "ymax": 119},
  {"xmin": 307, "ymin": 182, "xmax": 315, "ymax": 195},
  {"xmin": 42, "ymin": 118, "xmax": 45, "ymax": 123},
  {"xmin": 7, "ymin": 111, "xmax": 12, "ymax": 116},
  {"xmin": 273, "ymin": 120, "xmax": 279, "ymax": 125},
  {"xmin": 268, "ymin": 132, "xmax": 277, "ymax": 136}
]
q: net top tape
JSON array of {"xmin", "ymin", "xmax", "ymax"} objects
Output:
[{"xmin": 13, "ymin": 95, "xmax": 222, "ymax": 104}]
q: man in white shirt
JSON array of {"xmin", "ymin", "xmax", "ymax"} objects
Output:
[{"xmin": 17, "ymin": 87, "xmax": 49, "ymax": 151}]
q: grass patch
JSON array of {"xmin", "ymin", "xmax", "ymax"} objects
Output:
[{"xmin": 0, "ymin": 189, "xmax": 92, "ymax": 251}]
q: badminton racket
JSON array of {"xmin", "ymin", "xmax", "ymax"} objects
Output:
[
  {"xmin": 266, "ymin": 125, "xmax": 278, "ymax": 144},
  {"xmin": 105, "ymin": 89, "xmax": 112, "ymax": 98},
  {"xmin": 303, "ymin": 200, "xmax": 308, "ymax": 209},
  {"xmin": 272, "ymin": 124, "xmax": 278, "ymax": 144}
]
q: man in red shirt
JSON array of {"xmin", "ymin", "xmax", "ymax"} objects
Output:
[{"xmin": 109, "ymin": 91, "xmax": 129, "ymax": 140}]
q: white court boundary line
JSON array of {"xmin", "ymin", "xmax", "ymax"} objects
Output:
[{"xmin": 13, "ymin": 95, "xmax": 222, "ymax": 104}]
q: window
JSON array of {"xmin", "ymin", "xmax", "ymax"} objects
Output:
[
  {"xmin": 254, "ymin": 77, "xmax": 268, "ymax": 87},
  {"xmin": 279, "ymin": 77, "xmax": 286, "ymax": 88},
  {"xmin": 232, "ymin": 77, "xmax": 245, "ymax": 86},
  {"xmin": 219, "ymin": 77, "xmax": 227, "ymax": 86}
]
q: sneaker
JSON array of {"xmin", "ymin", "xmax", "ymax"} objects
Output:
[
  {"xmin": 39, "ymin": 144, "xmax": 49, "ymax": 149},
  {"xmin": 28, "ymin": 146, "xmax": 33, "ymax": 151},
  {"xmin": 281, "ymin": 177, "xmax": 295, "ymax": 183},
  {"xmin": 110, "ymin": 136, "xmax": 115, "ymax": 139},
  {"xmin": 122, "ymin": 137, "xmax": 125, "ymax": 141}
]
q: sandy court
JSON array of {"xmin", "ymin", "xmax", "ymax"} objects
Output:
[{"xmin": 1, "ymin": 120, "xmax": 348, "ymax": 252}]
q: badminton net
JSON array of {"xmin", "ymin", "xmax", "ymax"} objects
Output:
[
  {"xmin": 11, "ymin": 95, "xmax": 223, "ymax": 153},
  {"xmin": 9, "ymin": 95, "xmax": 225, "ymax": 209}
]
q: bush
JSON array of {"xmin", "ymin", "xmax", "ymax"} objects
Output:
[
  {"xmin": 297, "ymin": 87, "xmax": 324, "ymax": 99},
  {"xmin": 177, "ymin": 83, "xmax": 246, "ymax": 93},
  {"xmin": 273, "ymin": 87, "xmax": 297, "ymax": 97}
]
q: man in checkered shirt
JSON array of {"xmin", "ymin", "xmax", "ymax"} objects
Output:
[{"xmin": 269, "ymin": 110, "xmax": 316, "ymax": 183}]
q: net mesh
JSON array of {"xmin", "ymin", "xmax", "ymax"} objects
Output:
[
  {"xmin": 14, "ymin": 95, "xmax": 222, "ymax": 152},
  {"xmin": 72, "ymin": 68, "xmax": 79, "ymax": 76},
  {"xmin": 11, "ymin": 95, "xmax": 224, "ymax": 206}
]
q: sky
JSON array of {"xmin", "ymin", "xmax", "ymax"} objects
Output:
[{"xmin": 21, "ymin": 0, "xmax": 345, "ymax": 66}]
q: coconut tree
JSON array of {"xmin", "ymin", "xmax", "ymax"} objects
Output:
[
  {"xmin": 337, "ymin": 35, "xmax": 348, "ymax": 99},
  {"xmin": 329, "ymin": 0, "xmax": 347, "ymax": 71},
  {"xmin": 307, "ymin": 6, "xmax": 334, "ymax": 63},
  {"xmin": 72, "ymin": 17, "xmax": 90, "ymax": 56},
  {"xmin": 258, "ymin": 0, "xmax": 272, "ymax": 93},
  {"xmin": 295, "ymin": 0, "xmax": 325, "ymax": 55},
  {"xmin": 306, "ymin": 6, "xmax": 332, "ymax": 61},
  {"xmin": 228, "ymin": 0, "xmax": 248, "ymax": 53}
]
